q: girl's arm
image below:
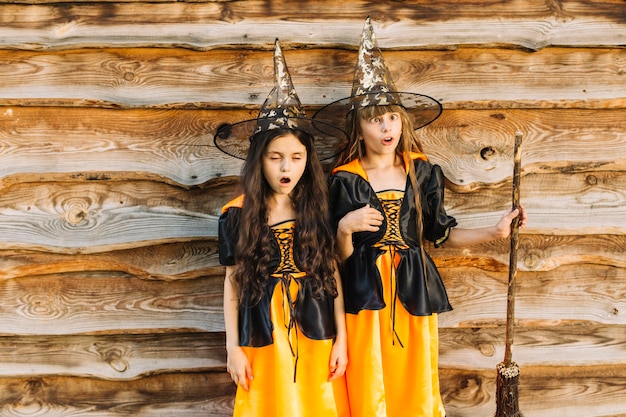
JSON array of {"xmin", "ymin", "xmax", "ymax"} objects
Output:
[
  {"xmin": 443, "ymin": 205, "xmax": 527, "ymax": 248},
  {"xmin": 223, "ymin": 266, "xmax": 253, "ymax": 391},
  {"xmin": 336, "ymin": 204, "xmax": 384, "ymax": 260},
  {"xmin": 328, "ymin": 267, "xmax": 348, "ymax": 381}
]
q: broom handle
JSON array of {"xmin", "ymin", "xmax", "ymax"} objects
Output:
[{"xmin": 504, "ymin": 132, "xmax": 522, "ymax": 366}]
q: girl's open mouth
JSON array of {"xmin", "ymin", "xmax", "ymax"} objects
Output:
[{"xmin": 280, "ymin": 177, "xmax": 291, "ymax": 184}]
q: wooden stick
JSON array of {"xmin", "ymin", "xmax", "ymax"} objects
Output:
[{"xmin": 504, "ymin": 131, "xmax": 523, "ymax": 367}]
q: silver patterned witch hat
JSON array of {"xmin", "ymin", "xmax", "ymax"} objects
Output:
[
  {"xmin": 314, "ymin": 17, "xmax": 442, "ymax": 131},
  {"xmin": 214, "ymin": 39, "xmax": 347, "ymax": 160}
]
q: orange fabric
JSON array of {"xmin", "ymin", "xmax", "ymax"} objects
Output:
[
  {"xmin": 222, "ymin": 194, "xmax": 245, "ymax": 213},
  {"xmin": 234, "ymin": 276, "xmax": 350, "ymax": 417},
  {"xmin": 233, "ymin": 221, "xmax": 350, "ymax": 417},
  {"xmin": 332, "ymin": 152, "xmax": 428, "ymax": 177},
  {"xmin": 344, "ymin": 190, "xmax": 445, "ymax": 417}
]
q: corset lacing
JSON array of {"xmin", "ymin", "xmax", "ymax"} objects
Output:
[
  {"xmin": 374, "ymin": 191, "xmax": 409, "ymax": 348},
  {"xmin": 271, "ymin": 221, "xmax": 305, "ymax": 382}
]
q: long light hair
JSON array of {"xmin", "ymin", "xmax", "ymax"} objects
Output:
[{"xmin": 338, "ymin": 104, "xmax": 427, "ymax": 246}]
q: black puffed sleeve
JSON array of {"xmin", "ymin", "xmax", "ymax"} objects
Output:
[
  {"xmin": 422, "ymin": 164, "xmax": 457, "ymax": 247},
  {"xmin": 328, "ymin": 174, "xmax": 355, "ymax": 230},
  {"xmin": 218, "ymin": 207, "xmax": 241, "ymax": 266}
]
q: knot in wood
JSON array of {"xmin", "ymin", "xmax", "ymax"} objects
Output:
[
  {"xmin": 480, "ymin": 146, "xmax": 496, "ymax": 160},
  {"xmin": 99, "ymin": 346, "xmax": 129, "ymax": 373},
  {"xmin": 586, "ymin": 175, "xmax": 598, "ymax": 185},
  {"xmin": 24, "ymin": 378, "xmax": 46, "ymax": 396},
  {"xmin": 478, "ymin": 343, "xmax": 496, "ymax": 357},
  {"xmin": 523, "ymin": 251, "xmax": 541, "ymax": 270},
  {"xmin": 66, "ymin": 206, "xmax": 88, "ymax": 225},
  {"xmin": 107, "ymin": 355, "xmax": 129, "ymax": 373}
]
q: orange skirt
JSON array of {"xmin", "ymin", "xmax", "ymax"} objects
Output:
[
  {"xmin": 233, "ymin": 276, "xmax": 350, "ymax": 417},
  {"xmin": 345, "ymin": 247, "xmax": 446, "ymax": 417}
]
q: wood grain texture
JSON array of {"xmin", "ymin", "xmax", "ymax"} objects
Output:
[
  {"xmin": 443, "ymin": 170, "xmax": 626, "ymax": 232},
  {"xmin": 0, "ymin": 372, "xmax": 235, "ymax": 417},
  {"xmin": 0, "ymin": 332, "xmax": 226, "ymax": 379},
  {"xmin": 0, "ymin": 241, "xmax": 222, "ymax": 280},
  {"xmin": 0, "ymin": 181, "xmax": 225, "ymax": 251},
  {"xmin": 440, "ymin": 365, "xmax": 626, "ymax": 417},
  {"xmin": 0, "ymin": 47, "xmax": 624, "ymax": 108},
  {"xmin": 2, "ymin": 107, "xmax": 625, "ymax": 188},
  {"xmin": 438, "ymin": 264, "xmax": 626, "ymax": 327},
  {"xmin": 0, "ymin": 170, "xmax": 624, "ymax": 250},
  {"xmin": 0, "ymin": 107, "xmax": 246, "ymax": 187},
  {"xmin": 439, "ymin": 324, "xmax": 626, "ymax": 369},
  {"xmin": 0, "ymin": 0, "xmax": 622, "ymax": 415},
  {"xmin": 421, "ymin": 108, "xmax": 626, "ymax": 188},
  {"xmin": 0, "ymin": 274, "xmax": 224, "ymax": 335},
  {"xmin": 0, "ymin": 1, "xmax": 624, "ymax": 50},
  {"xmin": 431, "ymin": 234, "xmax": 626, "ymax": 272}
]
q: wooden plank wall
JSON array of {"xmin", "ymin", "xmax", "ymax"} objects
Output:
[{"xmin": 0, "ymin": 0, "xmax": 624, "ymax": 416}]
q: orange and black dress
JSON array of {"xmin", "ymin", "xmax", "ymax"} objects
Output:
[
  {"xmin": 328, "ymin": 153, "xmax": 457, "ymax": 417},
  {"xmin": 218, "ymin": 196, "xmax": 350, "ymax": 417}
]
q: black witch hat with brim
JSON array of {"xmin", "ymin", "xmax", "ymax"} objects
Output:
[
  {"xmin": 214, "ymin": 40, "xmax": 348, "ymax": 161},
  {"xmin": 313, "ymin": 17, "xmax": 442, "ymax": 132}
]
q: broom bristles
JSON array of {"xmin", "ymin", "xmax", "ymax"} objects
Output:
[{"xmin": 495, "ymin": 362, "xmax": 524, "ymax": 417}]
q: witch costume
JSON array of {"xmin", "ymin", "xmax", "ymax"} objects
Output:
[
  {"xmin": 315, "ymin": 18, "xmax": 456, "ymax": 417},
  {"xmin": 216, "ymin": 40, "xmax": 350, "ymax": 417}
]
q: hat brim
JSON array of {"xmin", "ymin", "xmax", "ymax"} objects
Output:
[
  {"xmin": 313, "ymin": 92, "xmax": 442, "ymax": 134},
  {"xmin": 214, "ymin": 116, "xmax": 349, "ymax": 161}
]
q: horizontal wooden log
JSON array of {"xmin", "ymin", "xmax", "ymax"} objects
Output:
[
  {"xmin": 0, "ymin": 372, "xmax": 235, "ymax": 417},
  {"xmin": 0, "ymin": 332, "xmax": 226, "ymax": 379},
  {"xmin": 439, "ymin": 324, "xmax": 626, "ymax": 370},
  {"xmin": 0, "ymin": 1, "xmax": 623, "ymax": 50},
  {"xmin": 0, "ymin": 48, "xmax": 624, "ymax": 109},
  {"xmin": 0, "ymin": 274, "xmax": 224, "ymax": 335},
  {"xmin": 6, "ymin": 324, "xmax": 622, "ymax": 382},
  {"xmin": 0, "ymin": 241, "xmax": 222, "ymax": 280},
  {"xmin": 0, "ymin": 169, "xmax": 621, "ymax": 256},
  {"xmin": 0, "ymin": 181, "xmax": 226, "ymax": 252},
  {"xmin": 0, "ymin": 171, "xmax": 624, "ymax": 246},
  {"xmin": 0, "ymin": 355, "xmax": 623, "ymax": 416},
  {"xmin": 421, "ymin": 108, "xmax": 626, "ymax": 188},
  {"xmin": 0, "ymin": 106, "xmax": 246, "ymax": 187},
  {"xmin": 2, "ymin": 107, "xmax": 625, "ymax": 188},
  {"xmin": 443, "ymin": 169, "xmax": 626, "ymax": 233},
  {"xmin": 432, "ymin": 234, "xmax": 626, "ymax": 272},
  {"xmin": 440, "ymin": 365, "xmax": 626, "ymax": 417},
  {"xmin": 438, "ymin": 264, "xmax": 626, "ymax": 327},
  {"xmin": 3, "ymin": 233, "xmax": 624, "ymax": 282}
]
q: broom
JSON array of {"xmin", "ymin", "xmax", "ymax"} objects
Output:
[{"xmin": 495, "ymin": 131, "xmax": 524, "ymax": 417}]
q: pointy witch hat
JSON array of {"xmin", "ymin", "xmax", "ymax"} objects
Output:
[
  {"xmin": 214, "ymin": 39, "xmax": 348, "ymax": 160},
  {"xmin": 313, "ymin": 17, "xmax": 442, "ymax": 131}
]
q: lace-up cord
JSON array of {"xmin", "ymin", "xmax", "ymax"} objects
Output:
[
  {"xmin": 374, "ymin": 194, "xmax": 408, "ymax": 347},
  {"xmin": 271, "ymin": 221, "xmax": 305, "ymax": 382}
]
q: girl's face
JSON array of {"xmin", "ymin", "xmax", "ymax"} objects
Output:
[
  {"xmin": 358, "ymin": 110, "xmax": 403, "ymax": 157},
  {"xmin": 262, "ymin": 132, "xmax": 308, "ymax": 196}
]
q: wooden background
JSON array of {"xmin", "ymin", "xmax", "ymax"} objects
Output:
[{"xmin": 0, "ymin": 0, "xmax": 624, "ymax": 416}]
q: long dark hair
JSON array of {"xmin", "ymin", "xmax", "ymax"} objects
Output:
[{"xmin": 232, "ymin": 128, "xmax": 339, "ymax": 305}]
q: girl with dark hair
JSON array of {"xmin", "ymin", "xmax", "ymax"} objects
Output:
[
  {"xmin": 315, "ymin": 18, "xmax": 527, "ymax": 417},
  {"xmin": 216, "ymin": 41, "xmax": 350, "ymax": 417}
]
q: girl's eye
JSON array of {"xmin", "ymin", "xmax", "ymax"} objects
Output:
[
  {"xmin": 370, "ymin": 117, "xmax": 379, "ymax": 123},
  {"xmin": 390, "ymin": 114, "xmax": 399, "ymax": 120}
]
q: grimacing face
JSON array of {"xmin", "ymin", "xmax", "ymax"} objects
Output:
[{"xmin": 262, "ymin": 132, "xmax": 308, "ymax": 197}]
